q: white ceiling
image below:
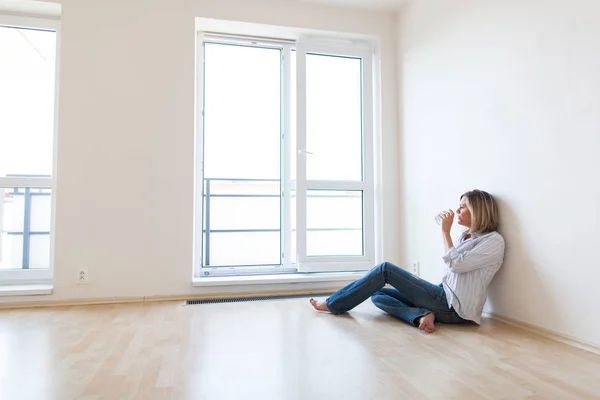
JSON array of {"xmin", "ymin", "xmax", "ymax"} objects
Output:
[{"xmin": 300, "ymin": 0, "xmax": 409, "ymax": 12}]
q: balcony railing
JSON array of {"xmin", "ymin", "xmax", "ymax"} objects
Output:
[
  {"xmin": 203, "ymin": 178, "xmax": 280, "ymax": 266},
  {"xmin": 0, "ymin": 175, "xmax": 52, "ymax": 270},
  {"xmin": 202, "ymin": 178, "xmax": 362, "ymax": 267}
]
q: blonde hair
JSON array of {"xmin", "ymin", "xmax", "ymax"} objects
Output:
[{"xmin": 461, "ymin": 190, "xmax": 499, "ymax": 234}]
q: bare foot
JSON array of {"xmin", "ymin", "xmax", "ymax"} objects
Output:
[
  {"xmin": 309, "ymin": 298, "xmax": 330, "ymax": 312},
  {"xmin": 418, "ymin": 313, "xmax": 436, "ymax": 333}
]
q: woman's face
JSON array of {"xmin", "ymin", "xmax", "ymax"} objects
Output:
[{"xmin": 456, "ymin": 197, "xmax": 472, "ymax": 228}]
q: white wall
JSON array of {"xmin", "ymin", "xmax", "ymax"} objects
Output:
[
  {"xmin": 1, "ymin": 0, "xmax": 400, "ymax": 302},
  {"xmin": 399, "ymin": 0, "xmax": 600, "ymax": 347}
]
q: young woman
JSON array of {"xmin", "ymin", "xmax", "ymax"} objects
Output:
[{"xmin": 310, "ymin": 189, "xmax": 505, "ymax": 333}]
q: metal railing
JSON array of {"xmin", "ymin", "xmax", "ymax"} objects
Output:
[
  {"xmin": 203, "ymin": 178, "xmax": 280, "ymax": 266},
  {"xmin": 202, "ymin": 178, "xmax": 362, "ymax": 267},
  {"xmin": 1, "ymin": 175, "xmax": 51, "ymax": 269}
]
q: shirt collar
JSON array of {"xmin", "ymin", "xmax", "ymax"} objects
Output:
[{"xmin": 461, "ymin": 230, "xmax": 480, "ymax": 240}]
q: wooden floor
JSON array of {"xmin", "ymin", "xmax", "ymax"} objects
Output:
[{"xmin": 0, "ymin": 298, "xmax": 599, "ymax": 400}]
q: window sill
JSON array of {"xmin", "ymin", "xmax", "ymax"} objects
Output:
[
  {"xmin": 0, "ymin": 284, "xmax": 54, "ymax": 297},
  {"xmin": 192, "ymin": 271, "xmax": 366, "ymax": 287}
]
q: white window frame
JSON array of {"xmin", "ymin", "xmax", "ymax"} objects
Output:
[
  {"xmin": 194, "ymin": 31, "xmax": 376, "ymax": 277},
  {"xmin": 0, "ymin": 14, "xmax": 60, "ymax": 285},
  {"xmin": 295, "ymin": 39, "xmax": 375, "ymax": 273},
  {"xmin": 194, "ymin": 34, "xmax": 297, "ymax": 278}
]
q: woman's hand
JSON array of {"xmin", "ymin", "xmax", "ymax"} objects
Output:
[{"xmin": 438, "ymin": 210, "xmax": 454, "ymax": 233}]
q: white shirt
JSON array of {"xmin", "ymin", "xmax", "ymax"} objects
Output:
[{"xmin": 441, "ymin": 230, "xmax": 505, "ymax": 324}]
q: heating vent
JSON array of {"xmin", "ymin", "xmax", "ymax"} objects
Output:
[{"xmin": 185, "ymin": 293, "xmax": 332, "ymax": 305}]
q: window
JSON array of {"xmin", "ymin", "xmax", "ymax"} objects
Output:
[
  {"xmin": 0, "ymin": 15, "xmax": 59, "ymax": 284},
  {"xmin": 195, "ymin": 32, "xmax": 375, "ymax": 276}
]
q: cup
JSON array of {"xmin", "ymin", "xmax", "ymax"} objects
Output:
[{"xmin": 434, "ymin": 215, "xmax": 442, "ymax": 225}]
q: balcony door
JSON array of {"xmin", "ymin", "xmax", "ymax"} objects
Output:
[{"xmin": 195, "ymin": 34, "xmax": 375, "ymax": 277}]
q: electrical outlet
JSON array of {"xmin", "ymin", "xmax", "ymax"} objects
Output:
[
  {"xmin": 77, "ymin": 268, "xmax": 89, "ymax": 284},
  {"xmin": 412, "ymin": 262, "xmax": 420, "ymax": 276}
]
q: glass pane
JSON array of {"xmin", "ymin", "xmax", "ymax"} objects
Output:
[
  {"xmin": 0, "ymin": 26, "xmax": 56, "ymax": 177},
  {"xmin": 290, "ymin": 50, "xmax": 297, "ymax": 265},
  {"xmin": 203, "ymin": 43, "xmax": 281, "ymax": 180},
  {"xmin": 207, "ymin": 180, "xmax": 280, "ymax": 196},
  {"xmin": 206, "ymin": 180, "xmax": 280, "ymax": 230},
  {"xmin": 307, "ymin": 230, "xmax": 362, "ymax": 258},
  {"xmin": 29, "ymin": 235, "xmax": 50, "ymax": 269},
  {"xmin": 202, "ymin": 43, "xmax": 283, "ymax": 268},
  {"xmin": 306, "ymin": 53, "xmax": 362, "ymax": 181},
  {"xmin": 291, "ymin": 189, "xmax": 297, "ymax": 265},
  {"xmin": 30, "ymin": 190, "xmax": 52, "ymax": 232},
  {"xmin": 209, "ymin": 197, "xmax": 280, "ymax": 230},
  {"xmin": 0, "ymin": 187, "xmax": 52, "ymax": 270},
  {"xmin": 306, "ymin": 190, "xmax": 363, "ymax": 256},
  {"xmin": 206, "ymin": 232, "xmax": 280, "ymax": 266},
  {"xmin": 290, "ymin": 49, "xmax": 297, "ymax": 181},
  {"xmin": 2, "ymin": 189, "xmax": 25, "ymax": 232},
  {"xmin": 0, "ymin": 234, "xmax": 23, "ymax": 270}
]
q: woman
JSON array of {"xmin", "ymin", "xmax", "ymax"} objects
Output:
[{"xmin": 310, "ymin": 189, "xmax": 505, "ymax": 333}]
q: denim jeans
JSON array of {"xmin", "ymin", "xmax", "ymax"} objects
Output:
[{"xmin": 326, "ymin": 262, "xmax": 468, "ymax": 327}]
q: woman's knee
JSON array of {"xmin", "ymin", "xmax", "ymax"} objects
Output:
[
  {"xmin": 371, "ymin": 289, "xmax": 387, "ymax": 299},
  {"xmin": 378, "ymin": 261, "xmax": 404, "ymax": 279},
  {"xmin": 378, "ymin": 261, "xmax": 395, "ymax": 273},
  {"xmin": 370, "ymin": 291, "xmax": 387, "ymax": 307},
  {"xmin": 371, "ymin": 289, "xmax": 398, "ymax": 306},
  {"xmin": 367, "ymin": 262, "xmax": 390, "ymax": 279}
]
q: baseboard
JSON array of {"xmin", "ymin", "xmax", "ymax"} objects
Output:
[
  {"xmin": 486, "ymin": 312, "xmax": 600, "ymax": 356},
  {"xmin": 0, "ymin": 287, "xmax": 336, "ymax": 310},
  {"xmin": 0, "ymin": 296, "xmax": 145, "ymax": 310}
]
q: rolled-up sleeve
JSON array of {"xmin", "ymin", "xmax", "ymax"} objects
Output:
[{"xmin": 443, "ymin": 234, "xmax": 505, "ymax": 273}]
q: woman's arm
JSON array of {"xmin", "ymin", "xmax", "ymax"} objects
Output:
[
  {"xmin": 443, "ymin": 233, "xmax": 505, "ymax": 273},
  {"xmin": 440, "ymin": 210, "xmax": 455, "ymax": 250},
  {"xmin": 442, "ymin": 231, "xmax": 454, "ymax": 251}
]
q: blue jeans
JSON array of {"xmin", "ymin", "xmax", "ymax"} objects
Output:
[{"xmin": 326, "ymin": 262, "xmax": 468, "ymax": 327}]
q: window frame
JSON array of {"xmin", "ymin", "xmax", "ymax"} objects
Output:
[
  {"xmin": 194, "ymin": 31, "xmax": 376, "ymax": 278},
  {"xmin": 0, "ymin": 14, "xmax": 60, "ymax": 285},
  {"xmin": 295, "ymin": 40, "xmax": 375, "ymax": 273}
]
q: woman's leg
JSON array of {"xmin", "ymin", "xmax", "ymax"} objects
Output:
[
  {"xmin": 315, "ymin": 261, "xmax": 445, "ymax": 315},
  {"xmin": 370, "ymin": 288, "xmax": 464, "ymax": 332},
  {"xmin": 370, "ymin": 289, "xmax": 435, "ymax": 331}
]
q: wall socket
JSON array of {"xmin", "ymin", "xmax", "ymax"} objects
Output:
[
  {"xmin": 412, "ymin": 262, "xmax": 420, "ymax": 276},
  {"xmin": 77, "ymin": 268, "xmax": 89, "ymax": 284}
]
